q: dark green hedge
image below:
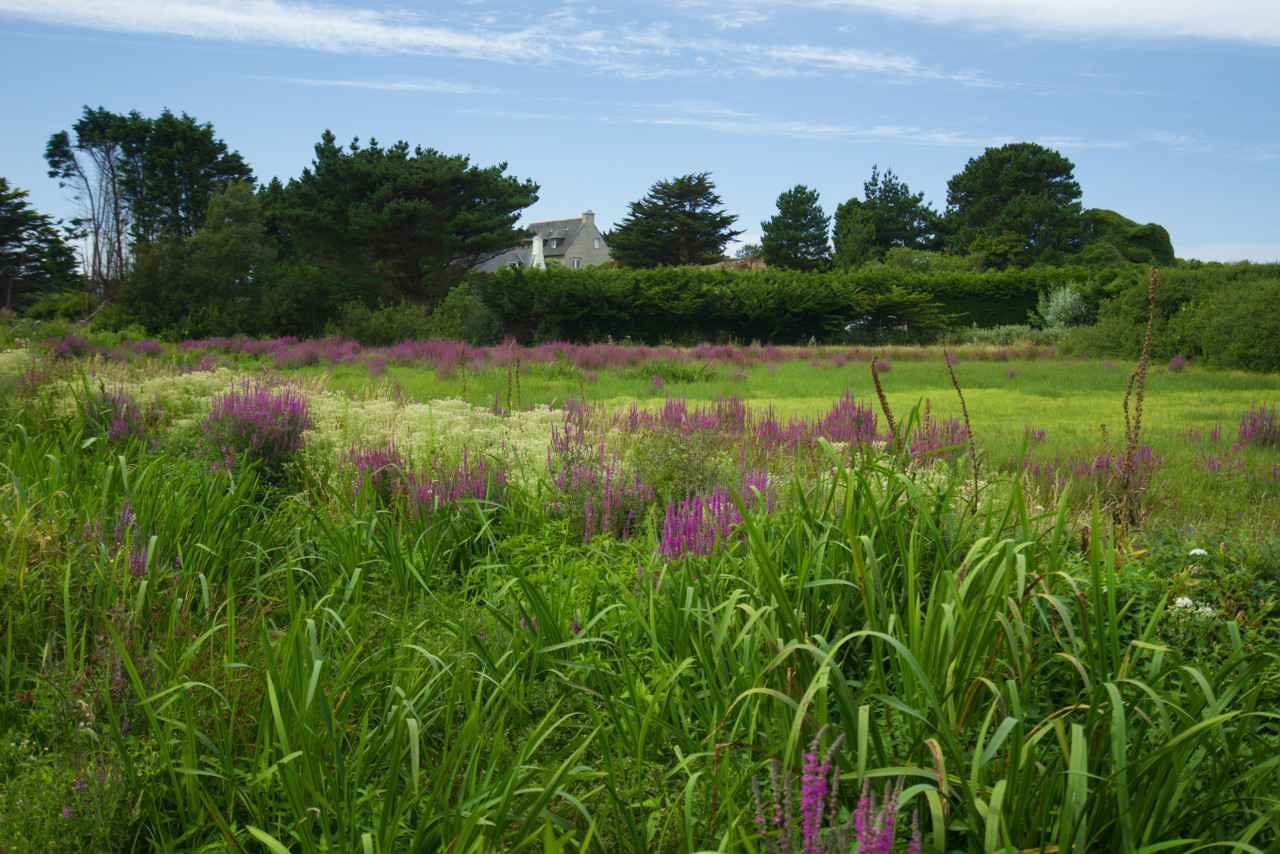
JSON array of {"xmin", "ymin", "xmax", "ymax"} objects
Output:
[
  {"xmin": 479, "ymin": 265, "xmax": 955, "ymax": 344},
  {"xmin": 477, "ymin": 264, "xmax": 1146, "ymax": 344}
]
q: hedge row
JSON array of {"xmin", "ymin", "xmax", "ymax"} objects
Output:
[{"xmin": 476, "ymin": 264, "xmax": 1146, "ymax": 344}]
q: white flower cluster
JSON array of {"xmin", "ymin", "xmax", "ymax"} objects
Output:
[
  {"xmin": 0, "ymin": 348, "xmax": 36, "ymax": 377},
  {"xmin": 1171, "ymin": 596, "xmax": 1216, "ymax": 619}
]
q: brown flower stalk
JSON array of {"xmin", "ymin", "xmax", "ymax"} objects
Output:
[
  {"xmin": 871, "ymin": 354, "xmax": 898, "ymax": 452},
  {"xmin": 1118, "ymin": 268, "xmax": 1159, "ymax": 526},
  {"xmin": 944, "ymin": 347, "xmax": 980, "ymax": 512}
]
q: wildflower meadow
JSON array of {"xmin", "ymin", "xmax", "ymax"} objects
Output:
[{"xmin": 1, "ymin": 330, "xmax": 1278, "ymax": 852}]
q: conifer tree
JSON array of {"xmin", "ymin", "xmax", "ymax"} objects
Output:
[
  {"xmin": 760, "ymin": 184, "xmax": 830, "ymax": 271},
  {"xmin": 608, "ymin": 173, "xmax": 742, "ymax": 267}
]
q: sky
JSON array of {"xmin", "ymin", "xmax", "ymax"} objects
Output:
[{"xmin": 1, "ymin": 0, "xmax": 1277, "ymax": 263}]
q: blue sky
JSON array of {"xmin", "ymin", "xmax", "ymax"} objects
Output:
[{"xmin": 2, "ymin": 0, "xmax": 1277, "ymax": 262}]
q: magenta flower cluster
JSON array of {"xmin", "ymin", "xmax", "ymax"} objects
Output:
[
  {"xmin": 750, "ymin": 728, "xmax": 921, "ymax": 854},
  {"xmin": 400, "ymin": 448, "xmax": 505, "ymax": 522},
  {"xmin": 348, "ymin": 442, "xmax": 406, "ymax": 506},
  {"xmin": 85, "ymin": 385, "xmax": 162, "ymax": 445},
  {"xmin": 908, "ymin": 411, "xmax": 967, "ymax": 461},
  {"xmin": 42, "ymin": 333, "xmax": 93, "ymax": 359},
  {"xmin": 658, "ymin": 476, "xmax": 770, "ymax": 561},
  {"xmin": 1022, "ymin": 443, "xmax": 1163, "ymax": 488},
  {"xmin": 548, "ymin": 405, "xmax": 655, "ymax": 543},
  {"xmin": 1238, "ymin": 404, "xmax": 1278, "ymax": 448},
  {"xmin": 200, "ymin": 379, "xmax": 312, "ymax": 483},
  {"xmin": 79, "ymin": 499, "xmax": 174, "ymax": 583}
]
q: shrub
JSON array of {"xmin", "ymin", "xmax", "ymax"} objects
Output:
[
  {"xmin": 961, "ymin": 324, "xmax": 1066, "ymax": 347},
  {"xmin": 1193, "ymin": 277, "xmax": 1280, "ymax": 372},
  {"xmin": 1031, "ymin": 284, "xmax": 1091, "ymax": 328},
  {"xmin": 325, "ymin": 300, "xmax": 433, "ymax": 347},
  {"xmin": 427, "ymin": 281, "xmax": 504, "ymax": 346},
  {"xmin": 200, "ymin": 380, "xmax": 312, "ymax": 486}
]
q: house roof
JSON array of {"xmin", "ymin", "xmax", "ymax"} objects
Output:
[{"xmin": 527, "ymin": 217, "xmax": 584, "ymax": 256}]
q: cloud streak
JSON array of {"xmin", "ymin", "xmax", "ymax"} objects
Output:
[
  {"xmin": 718, "ymin": 0, "xmax": 1280, "ymax": 47},
  {"xmin": 0, "ymin": 0, "xmax": 947, "ymax": 81},
  {"xmin": 265, "ymin": 76, "xmax": 510, "ymax": 96},
  {"xmin": 0, "ymin": 0, "xmax": 552, "ymax": 60}
]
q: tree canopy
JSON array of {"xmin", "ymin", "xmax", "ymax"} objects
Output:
[
  {"xmin": 1080, "ymin": 208, "xmax": 1176, "ymax": 267},
  {"xmin": 267, "ymin": 131, "xmax": 538, "ymax": 305},
  {"xmin": 122, "ymin": 180, "xmax": 275, "ymax": 336},
  {"xmin": 760, "ymin": 184, "xmax": 829, "ymax": 271},
  {"xmin": 832, "ymin": 166, "xmax": 937, "ymax": 268},
  {"xmin": 0, "ymin": 178, "xmax": 78, "ymax": 311},
  {"xmin": 608, "ymin": 173, "xmax": 742, "ymax": 267},
  {"xmin": 45, "ymin": 106, "xmax": 251, "ymax": 295},
  {"xmin": 945, "ymin": 142, "xmax": 1083, "ymax": 268}
]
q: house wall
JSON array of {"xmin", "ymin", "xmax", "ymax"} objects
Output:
[{"xmin": 561, "ymin": 211, "xmax": 612, "ymax": 267}]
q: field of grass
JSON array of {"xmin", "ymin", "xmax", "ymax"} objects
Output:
[
  {"xmin": 1, "ymin": 333, "xmax": 1278, "ymax": 852},
  {"xmin": 283, "ymin": 340, "xmax": 1278, "ymax": 537}
]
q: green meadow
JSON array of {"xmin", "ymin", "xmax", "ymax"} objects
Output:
[{"xmin": 1, "ymin": 338, "xmax": 1278, "ymax": 853}]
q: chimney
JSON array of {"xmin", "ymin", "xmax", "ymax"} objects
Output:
[{"xmin": 582, "ymin": 210, "xmax": 595, "ymax": 229}]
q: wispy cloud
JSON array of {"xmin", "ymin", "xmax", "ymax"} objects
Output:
[
  {"xmin": 265, "ymin": 76, "xmax": 510, "ymax": 95},
  {"xmin": 0, "ymin": 0, "xmax": 950, "ymax": 82},
  {"xmin": 603, "ymin": 104, "xmax": 1002, "ymax": 147},
  {"xmin": 0, "ymin": 0, "xmax": 553, "ymax": 60},
  {"xmin": 717, "ymin": 0, "xmax": 1280, "ymax": 46}
]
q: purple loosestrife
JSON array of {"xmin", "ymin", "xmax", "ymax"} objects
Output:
[
  {"xmin": 200, "ymin": 379, "xmax": 312, "ymax": 485},
  {"xmin": 43, "ymin": 333, "xmax": 93, "ymax": 359},
  {"xmin": 85, "ymin": 386, "xmax": 162, "ymax": 445},
  {"xmin": 800, "ymin": 732, "xmax": 844, "ymax": 854},
  {"xmin": 347, "ymin": 443, "xmax": 406, "ymax": 506},
  {"xmin": 399, "ymin": 449, "xmax": 505, "ymax": 523},
  {"xmin": 1239, "ymin": 404, "xmax": 1279, "ymax": 448},
  {"xmin": 908, "ymin": 407, "xmax": 968, "ymax": 462},
  {"xmin": 752, "ymin": 728, "xmax": 898, "ymax": 854},
  {"xmin": 659, "ymin": 483, "xmax": 762, "ymax": 561},
  {"xmin": 853, "ymin": 777, "xmax": 903, "ymax": 854}
]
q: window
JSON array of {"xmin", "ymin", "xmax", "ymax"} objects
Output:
[
  {"xmin": 593, "ymin": 237, "xmax": 600, "ymax": 249},
  {"xmin": 549, "ymin": 238, "xmax": 564, "ymax": 249},
  {"xmin": 571, "ymin": 257, "xmax": 583, "ymax": 268}
]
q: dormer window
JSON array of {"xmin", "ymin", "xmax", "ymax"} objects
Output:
[{"xmin": 549, "ymin": 238, "xmax": 564, "ymax": 249}]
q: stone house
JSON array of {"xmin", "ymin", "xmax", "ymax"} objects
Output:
[{"xmin": 477, "ymin": 211, "xmax": 611, "ymax": 271}]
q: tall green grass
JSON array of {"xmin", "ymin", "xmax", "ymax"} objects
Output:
[{"xmin": 1, "ymin": 372, "xmax": 1277, "ymax": 852}]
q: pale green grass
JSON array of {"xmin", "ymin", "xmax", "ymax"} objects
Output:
[{"xmin": 307, "ymin": 349, "xmax": 1280, "ymax": 536}]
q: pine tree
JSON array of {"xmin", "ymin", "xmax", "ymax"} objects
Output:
[
  {"xmin": 946, "ymin": 142, "xmax": 1084, "ymax": 268},
  {"xmin": 832, "ymin": 166, "xmax": 937, "ymax": 267},
  {"xmin": 760, "ymin": 184, "xmax": 830, "ymax": 271},
  {"xmin": 0, "ymin": 177, "xmax": 78, "ymax": 311},
  {"xmin": 270, "ymin": 131, "xmax": 539, "ymax": 305},
  {"xmin": 608, "ymin": 173, "xmax": 742, "ymax": 267}
]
